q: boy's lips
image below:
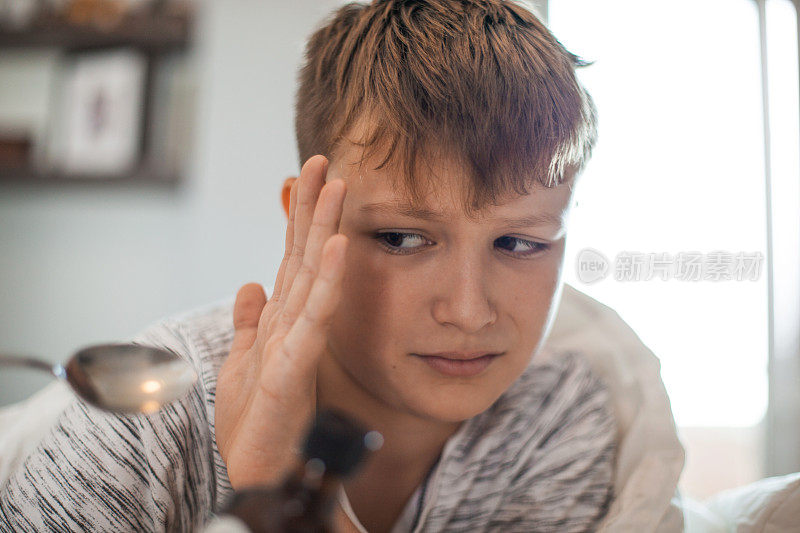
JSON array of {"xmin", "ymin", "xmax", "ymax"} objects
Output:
[
  {"xmin": 411, "ymin": 352, "xmax": 502, "ymax": 377},
  {"xmin": 416, "ymin": 351, "xmax": 500, "ymax": 361}
]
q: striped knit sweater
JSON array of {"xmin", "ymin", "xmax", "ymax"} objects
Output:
[{"xmin": 0, "ymin": 297, "xmax": 616, "ymax": 532}]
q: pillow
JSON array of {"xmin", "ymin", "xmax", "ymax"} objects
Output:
[
  {"xmin": 704, "ymin": 472, "xmax": 800, "ymax": 532},
  {"xmin": 681, "ymin": 496, "xmax": 727, "ymax": 533}
]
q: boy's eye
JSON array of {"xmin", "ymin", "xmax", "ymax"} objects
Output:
[
  {"xmin": 375, "ymin": 232, "xmax": 550, "ymax": 257},
  {"xmin": 376, "ymin": 232, "xmax": 429, "ymax": 254},
  {"xmin": 494, "ymin": 236, "xmax": 551, "ymax": 257}
]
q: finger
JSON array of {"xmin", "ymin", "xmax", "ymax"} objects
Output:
[
  {"xmin": 230, "ymin": 283, "xmax": 267, "ymax": 356},
  {"xmin": 280, "ymin": 155, "xmax": 327, "ymax": 301},
  {"xmin": 269, "ymin": 178, "xmax": 298, "ymax": 306},
  {"xmin": 260, "ymin": 179, "xmax": 297, "ymax": 342},
  {"xmin": 276, "ymin": 178, "xmax": 346, "ymax": 334},
  {"xmin": 274, "ymin": 235, "xmax": 348, "ymax": 385}
]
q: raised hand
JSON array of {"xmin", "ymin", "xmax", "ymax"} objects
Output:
[{"xmin": 215, "ymin": 155, "xmax": 348, "ymax": 489}]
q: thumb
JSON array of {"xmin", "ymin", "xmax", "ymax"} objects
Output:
[{"xmin": 231, "ymin": 282, "xmax": 267, "ymax": 353}]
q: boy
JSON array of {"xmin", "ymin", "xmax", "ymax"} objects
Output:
[{"xmin": 0, "ymin": 0, "xmax": 616, "ymax": 531}]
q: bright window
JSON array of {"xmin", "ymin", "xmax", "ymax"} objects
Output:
[{"xmin": 549, "ymin": 0, "xmax": 771, "ymax": 428}]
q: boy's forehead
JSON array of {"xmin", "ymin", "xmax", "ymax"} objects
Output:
[{"xmin": 329, "ymin": 150, "xmax": 573, "ymax": 226}]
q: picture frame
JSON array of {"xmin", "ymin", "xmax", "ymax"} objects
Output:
[{"xmin": 46, "ymin": 48, "xmax": 147, "ymax": 177}]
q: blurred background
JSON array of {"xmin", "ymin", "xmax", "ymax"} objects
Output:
[{"xmin": 1, "ymin": 0, "xmax": 798, "ymax": 505}]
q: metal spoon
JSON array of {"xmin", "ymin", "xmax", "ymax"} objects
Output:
[{"xmin": 0, "ymin": 344, "xmax": 198, "ymax": 414}]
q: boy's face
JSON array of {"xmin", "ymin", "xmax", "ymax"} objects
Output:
[{"xmin": 319, "ymin": 142, "xmax": 573, "ymax": 424}]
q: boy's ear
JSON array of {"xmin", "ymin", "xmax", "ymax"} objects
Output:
[{"xmin": 281, "ymin": 177, "xmax": 297, "ymax": 219}]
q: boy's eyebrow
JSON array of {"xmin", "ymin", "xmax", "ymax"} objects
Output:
[
  {"xmin": 358, "ymin": 201, "xmax": 565, "ymax": 229},
  {"xmin": 359, "ymin": 201, "xmax": 443, "ymax": 220}
]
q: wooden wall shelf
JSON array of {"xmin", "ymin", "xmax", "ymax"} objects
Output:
[
  {"xmin": 0, "ymin": 167, "xmax": 180, "ymax": 187},
  {"xmin": 0, "ymin": 13, "xmax": 190, "ymax": 51},
  {"xmin": 0, "ymin": 8, "xmax": 193, "ymax": 187}
]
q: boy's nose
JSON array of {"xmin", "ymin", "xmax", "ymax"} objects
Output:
[{"xmin": 431, "ymin": 258, "xmax": 497, "ymax": 334}]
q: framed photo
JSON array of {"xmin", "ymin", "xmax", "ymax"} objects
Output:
[{"xmin": 47, "ymin": 49, "xmax": 147, "ymax": 176}]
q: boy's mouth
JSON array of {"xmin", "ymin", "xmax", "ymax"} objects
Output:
[{"xmin": 411, "ymin": 352, "xmax": 502, "ymax": 377}]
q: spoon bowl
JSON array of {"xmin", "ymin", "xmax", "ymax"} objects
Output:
[{"xmin": 1, "ymin": 344, "xmax": 198, "ymax": 414}]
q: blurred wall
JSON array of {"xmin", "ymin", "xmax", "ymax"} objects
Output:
[{"xmin": 0, "ymin": 0, "xmax": 344, "ymax": 406}]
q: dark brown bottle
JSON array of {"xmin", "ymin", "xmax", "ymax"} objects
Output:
[{"xmin": 217, "ymin": 409, "xmax": 381, "ymax": 533}]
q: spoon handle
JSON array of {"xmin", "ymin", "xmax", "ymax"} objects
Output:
[{"xmin": 0, "ymin": 353, "xmax": 60, "ymax": 377}]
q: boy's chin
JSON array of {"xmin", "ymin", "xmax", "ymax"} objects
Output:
[{"xmin": 401, "ymin": 390, "xmax": 496, "ymax": 425}]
